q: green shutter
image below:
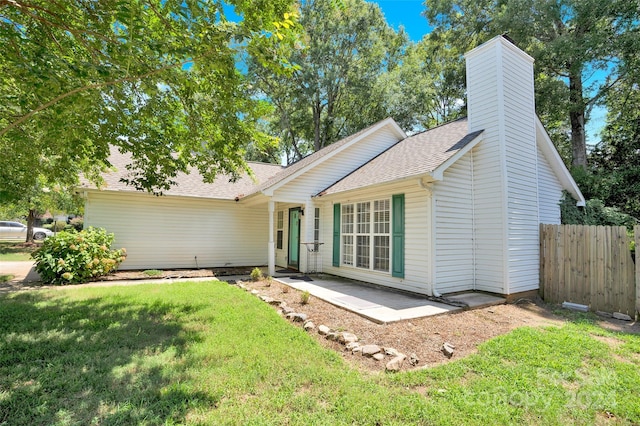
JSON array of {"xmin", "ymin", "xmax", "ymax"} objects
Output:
[
  {"xmin": 333, "ymin": 203, "xmax": 341, "ymax": 267},
  {"xmin": 392, "ymin": 194, "xmax": 405, "ymax": 278}
]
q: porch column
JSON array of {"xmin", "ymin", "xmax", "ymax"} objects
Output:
[{"xmin": 268, "ymin": 200, "xmax": 276, "ymax": 276}]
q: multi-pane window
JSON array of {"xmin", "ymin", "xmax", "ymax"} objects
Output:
[
  {"xmin": 276, "ymin": 211, "xmax": 284, "ymax": 250},
  {"xmin": 314, "ymin": 208, "xmax": 320, "ymax": 242},
  {"xmin": 341, "ymin": 204, "xmax": 354, "ymax": 265},
  {"xmin": 341, "ymin": 199, "xmax": 390, "ymax": 272}
]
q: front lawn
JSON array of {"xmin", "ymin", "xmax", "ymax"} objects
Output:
[
  {"xmin": 1, "ymin": 281, "xmax": 638, "ymax": 425},
  {"xmin": 0, "ymin": 241, "xmax": 40, "ymax": 261}
]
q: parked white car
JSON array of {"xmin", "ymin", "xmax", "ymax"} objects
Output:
[{"xmin": 0, "ymin": 221, "xmax": 54, "ymax": 240}]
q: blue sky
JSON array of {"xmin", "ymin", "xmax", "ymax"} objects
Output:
[
  {"xmin": 370, "ymin": 0, "xmax": 430, "ymax": 41},
  {"xmin": 371, "ymin": 0, "xmax": 606, "ymax": 143}
]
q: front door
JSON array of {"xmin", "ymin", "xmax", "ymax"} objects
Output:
[{"xmin": 288, "ymin": 208, "xmax": 301, "ymax": 270}]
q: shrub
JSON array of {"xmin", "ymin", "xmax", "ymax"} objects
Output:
[
  {"xmin": 300, "ymin": 290, "xmax": 310, "ymax": 305},
  {"xmin": 32, "ymin": 227, "xmax": 127, "ymax": 285},
  {"xmin": 143, "ymin": 269, "xmax": 163, "ymax": 277},
  {"xmin": 560, "ymin": 192, "xmax": 638, "ymax": 228},
  {"xmin": 51, "ymin": 220, "xmax": 67, "ymax": 232},
  {"xmin": 250, "ymin": 267, "xmax": 264, "ymax": 282},
  {"xmin": 69, "ymin": 217, "xmax": 84, "ymax": 231}
]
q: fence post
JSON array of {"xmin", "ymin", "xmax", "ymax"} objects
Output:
[{"xmin": 635, "ymin": 226, "xmax": 639, "ymax": 321}]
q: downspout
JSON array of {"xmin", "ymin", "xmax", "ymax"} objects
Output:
[
  {"xmin": 470, "ymin": 149, "xmax": 477, "ymax": 291},
  {"xmin": 418, "ymin": 178, "xmax": 441, "ymax": 297}
]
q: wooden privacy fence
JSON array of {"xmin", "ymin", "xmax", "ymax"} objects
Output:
[{"xmin": 540, "ymin": 224, "xmax": 640, "ymax": 317}]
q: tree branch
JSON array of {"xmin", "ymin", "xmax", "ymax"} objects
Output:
[{"xmin": 0, "ymin": 49, "xmax": 217, "ymax": 138}]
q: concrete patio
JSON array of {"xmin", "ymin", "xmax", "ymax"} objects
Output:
[{"xmin": 269, "ymin": 273, "xmax": 505, "ymax": 324}]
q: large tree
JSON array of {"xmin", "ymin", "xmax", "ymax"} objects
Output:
[
  {"xmin": 423, "ymin": 0, "xmax": 639, "ymax": 168},
  {"xmin": 587, "ymin": 60, "xmax": 640, "ymax": 219},
  {"xmin": 250, "ymin": 0, "xmax": 405, "ymax": 162},
  {"xmin": 375, "ymin": 32, "xmax": 466, "ymax": 131},
  {"xmin": 1, "ymin": 0, "xmax": 298, "ymax": 240}
]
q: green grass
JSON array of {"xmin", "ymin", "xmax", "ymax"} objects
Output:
[
  {"xmin": 0, "ymin": 241, "xmax": 40, "ymax": 261},
  {"xmin": 1, "ymin": 282, "xmax": 638, "ymax": 425},
  {"xmin": 0, "ymin": 274, "xmax": 14, "ymax": 283},
  {"xmin": 143, "ymin": 269, "xmax": 163, "ymax": 277}
]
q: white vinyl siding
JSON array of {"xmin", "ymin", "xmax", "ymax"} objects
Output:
[
  {"xmin": 537, "ymin": 145, "xmax": 563, "ymax": 224},
  {"xmin": 434, "ymin": 151, "xmax": 475, "ymax": 294},
  {"xmin": 85, "ymin": 192, "xmax": 268, "ymax": 270},
  {"xmin": 502, "ymin": 46, "xmax": 540, "ymax": 294},
  {"xmin": 466, "ymin": 36, "xmax": 539, "ymax": 294},
  {"xmin": 271, "ymin": 127, "xmax": 402, "ymax": 204},
  {"xmin": 466, "ymin": 42, "xmax": 506, "ymax": 294},
  {"xmin": 321, "ymin": 181, "xmax": 430, "ymax": 295}
]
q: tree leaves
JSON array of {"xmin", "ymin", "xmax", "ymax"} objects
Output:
[{"xmin": 0, "ymin": 0, "xmax": 299, "ymax": 198}]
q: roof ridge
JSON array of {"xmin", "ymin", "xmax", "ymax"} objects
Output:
[{"xmin": 406, "ymin": 116, "xmax": 468, "ymax": 138}]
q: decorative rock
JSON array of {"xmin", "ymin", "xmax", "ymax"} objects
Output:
[
  {"xmin": 409, "ymin": 353, "xmax": 420, "ymax": 366},
  {"xmin": 286, "ymin": 312, "xmax": 308, "ymax": 322},
  {"xmin": 250, "ymin": 289, "xmax": 259, "ymax": 295},
  {"xmin": 361, "ymin": 344, "xmax": 382, "ymax": 357},
  {"xmin": 373, "ymin": 353, "xmax": 385, "ymax": 361},
  {"xmin": 352, "ymin": 346, "xmax": 363, "ymax": 354},
  {"xmin": 338, "ymin": 332, "xmax": 358, "ymax": 344},
  {"xmin": 303, "ymin": 321, "xmax": 316, "ymax": 331},
  {"xmin": 326, "ymin": 332, "xmax": 339, "ymax": 341},
  {"xmin": 384, "ymin": 347, "xmax": 400, "ymax": 357},
  {"xmin": 281, "ymin": 306, "xmax": 295, "ymax": 315},
  {"xmin": 442, "ymin": 342, "xmax": 455, "ymax": 358},
  {"xmin": 345, "ymin": 342, "xmax": 360, "ymax": 351},
  {"xmin": 318, "ymin": 325, "xmax": 331, "ymax": 336},
  {"xmin": 259, "ymin": 295, "xmax": 275, "ymax": 303},
  {"xmin": 385, "ymin": 354, "xmax": 407, "ymax": 372},
  {"xmin": 613, "ymin": 312, "xmax": 632, "ymax": 321}
]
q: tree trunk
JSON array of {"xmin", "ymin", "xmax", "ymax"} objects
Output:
[
  {"xmin": 313, "ymin": 99, "xmax": 321, "ymax": 152},
  {"xmin": 26, "ymin": 209, "xmax": 36, "ymax": 243},
  {"xmin": 569, "ymin": 70, "xmax": 587, "ymax": 168}
]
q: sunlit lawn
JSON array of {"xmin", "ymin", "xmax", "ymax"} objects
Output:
[
  {"xmin": 1, "ymin": 281, "xmax": 639, "ymax": 425},
  {"xmin": 0, "ymin": 241, "xmax": 39, "ymax": 261}
]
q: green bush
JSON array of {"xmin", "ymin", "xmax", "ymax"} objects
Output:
[
  {"xmin": 32, "ymin": 227, "xmax": 127, "ymax": 285},
  {"xmin": 51, "ymin": 220, "xmax": 67, "ymax": 232},
  {"xmin": 560, "ymin": 192, "xmax": 638, "ymax": 228},
  {"xmin": 250, "ymin": 267, "xmax": 264, "ymax": 281},
  {"xmin": 69, "ymin": 217, "xmax": 84, "ymax": 231}
]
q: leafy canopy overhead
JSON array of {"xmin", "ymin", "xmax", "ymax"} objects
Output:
[
  {"xmin": 249, "ymin": 0, "xmax": 408, "ymax": 163},
  {"xmin": 423, "ymin": 0, "xmax": 639, "ymax": 168},
  {"xmin": 0, "ymin": 0, "xmax": 299, "ymax": 198}
]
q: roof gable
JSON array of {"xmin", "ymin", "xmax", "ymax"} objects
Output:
[
  {"xmin": 248, "ymin": 117, "xmax": 406, "ymax": 197},
  {"xmin": 535, "ymin": 117, "xmax": 585, "ymax": 206},
  {"xmin": 317, "ymin": 118, "xmax": 483, "ymax": 196}
]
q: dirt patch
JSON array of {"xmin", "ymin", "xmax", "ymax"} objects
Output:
[{"xmin": 239, "ymin": 278, "xmax": 568, "ymax": 372}]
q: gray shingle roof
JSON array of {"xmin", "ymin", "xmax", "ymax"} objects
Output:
[
  {"xmin": 317, "ymin": 118, "xmax": 483, "ymax": 196},
  {"xmin": 79, "ymin": 148, "xmax": 284, "ymax": 200},
  {"xmin": 244, "ymin": 117, "xmax": 403, "ymax": 197}
]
